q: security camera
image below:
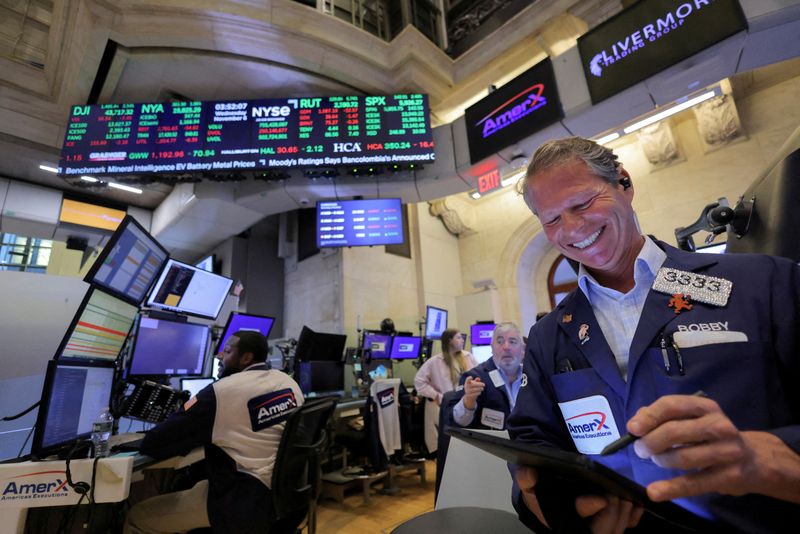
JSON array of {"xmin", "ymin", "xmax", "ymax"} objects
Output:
[{"xmin": 299, "ymin": 198, "xmax": 310, "ymax": 206}]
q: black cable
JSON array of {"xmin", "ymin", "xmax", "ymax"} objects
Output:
[
  {"xmin": 2, "ymin": 400, "xmax": 40, "ymax": 421},
  {"xmin": 17, "ymin": 425, "xmax": 35, "ymax": 458}
]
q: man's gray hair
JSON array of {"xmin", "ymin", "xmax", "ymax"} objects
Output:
[
  {"xmin": 492, "ymin": 321, "xmax": 522, "ymax": 342},
  {"xmin": 516, "ymin": 137, "xmax": 622, "ymax": 214}
]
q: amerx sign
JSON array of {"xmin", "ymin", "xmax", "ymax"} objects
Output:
[
  {"xmin": 464, "ymin": 58, "xmax": 563, "ymax": 164},
  {"xmin": 578, "ymin": 0, "xmax": 747, "ymax": 103}
]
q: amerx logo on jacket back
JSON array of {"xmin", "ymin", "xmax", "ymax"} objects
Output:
[{"xmin": 248, "ymin": 388, "xmax": 298, "ymax": 431}]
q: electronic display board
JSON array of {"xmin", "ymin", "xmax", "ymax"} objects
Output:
[
  {"xmin": 58, "ymin": 94, "xmax": 435, "ymax": 176},
  {"xmin": 578, "ymin": 0, "xmax": 747, "ymax": 104},
  {"xmin": 316, "ymin": 198, "xmax": 403, "ymax": 248},
  {"xmin": 464, "ymin": 58, "xmax": 563, "ymax": 164}
]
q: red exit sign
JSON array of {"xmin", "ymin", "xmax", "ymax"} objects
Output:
[{"xmin": 477, "ymin": 169, "xmax": 501, "ymax": 194}]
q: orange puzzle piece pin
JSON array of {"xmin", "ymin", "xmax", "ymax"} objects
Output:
[{"xmin": 668, "ymin": 293, "xmax": 693, "ymax": 314}]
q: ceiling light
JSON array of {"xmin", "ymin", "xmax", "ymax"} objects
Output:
[
  {"xmin": 470, "ymin": 191, "xmax": 481, "ymax": 200},
  {"xmin": 108, "ymin": 182, "xmax": 143, "ymax": 194},
  {"xmin": 39, "ymin": 164, "xmax": 58, "ymax": 173},
  {"xmin": 623, "ymin": 90, "xmax": 717, "ymax": 135},
  {"xmin": 80, "ymin": 176, "xmax": 98, "ymax": 183},
  {"xmin": 595, "ymin": 132, "xmax": 620, "ymax": 145},
  {"xmin": 501, "ymin": 168, "xmax": 525, "ymax": 188}
]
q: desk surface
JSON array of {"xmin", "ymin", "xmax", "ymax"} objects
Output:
[{"xmin": 391, "ymin": 507, "xmax": 530, "ymax": 534}]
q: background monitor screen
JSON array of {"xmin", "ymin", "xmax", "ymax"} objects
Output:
[
  {"xmin": 56, "ymin": 288, "xmax": 139, "ymax": 362},
  {"xmin": 295, "ymin": 326, "xmax": 347, "ymax": 362},
  {"xmin": 471, "ymin": 345, "xmax": 493, "ymax": 364},
  {"xmin": 180, "ymin": 377, "xmax": 214, "ymax": 398},
  {"xmin": 389, "ymin": 335, "xmax": 421, "ymax": 360},
  {"xmin": 129, "ymin": 317, "xmax": 210, "ymax": 376},
  {"xmin": 59, "ymin": 198, "xmax": 126, "ymax": 231},
  {"xmin": 577, "ymin": 0, "xmax": 747, "ymax": 104},
  {"xmin": 84, "ymin": 215, "xmax": 169, "ymax": 305},
  {"xmin": 58, "ymin": 95, "xmax": 434, "ymax": 177},
  {"xmin": 425, "ymin": 305, "xmax": 448, "ymax": 340},
  {"xmin": 195, "ymin": 254, "xmax": 215, "ymax": 272},
  {"xmin": 146, "ymin": 258, "xmax": 233, "ymax": 319},
  {"xmin": 363, "ymin": 331, "xmax": 393, "ymax": 360},
  {"xmin": 32, "ymin": 360, "xmax": 116, "ymax": 455},
  {"xmin": 470, "ymin": 323, "xmax": 496, "ymax": 346},
  {"xmin": 317, "ymin": 198, "xmax": 404, "ymax": 248},
  {"xmin": 296, "ymin": 361, "xmax": 345, "ymax": 394},
  {"xmin": 696, "ymin": 242, "xmax": 727, "ymax": 254},
  {"xmin": 217, "ymin": 312, "xmax": 275, "ymax": 353}
]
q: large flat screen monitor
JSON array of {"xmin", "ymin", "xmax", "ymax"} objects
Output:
[
  {"xmin": 363, "ymin": 331, "xmax": 393, "ymax": 360},
  {"xmin": 317, "ymin": 198, "xmax": 404, "ymax": 248},
  {"xmin": 216, "ymin": 312, "xmax": 275, "ymax": 353},
  {"xmin": 146, "ymin": 258, "xmax": 233, "ymax": 319},
  {"xmin": 55, "ymin": 288, "xmax": 139, "ymax": 362},
  {"xmin": 296, "ymin": 361, "xmax": 345, "ymax": 395},
  {"xmin": 31, "ymin": 360, "xmax": 116, "ymax": 456},
  {"xmin": 84, "ymin": 215, "xmax": 169, "ymax": 305},
  {"xmin": 425, "ymin": 305, "xmax": 448, "ymax": 340},
  {"xmin": 128, "ymin": 316, "xmax": 210, "ymax": 377},
  {"xmin": 294, "ymin": 326, "xmax": 347, "ymax": 362},
  {"xmin": 470, "ymin": 323, "xmax": 496, "ymax": 346},
  {"xmin": 389, "ymin": 335, "xmax": 422, "ymax": 360}
]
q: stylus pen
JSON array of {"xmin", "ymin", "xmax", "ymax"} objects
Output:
[{"xmin": 600, "ymin": 390, "xmax": 708, "ymax": 456}]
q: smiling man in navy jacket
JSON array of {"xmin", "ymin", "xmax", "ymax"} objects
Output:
[
  {"xmin": 452, "ymin": 322, "xmax": 525, "ymax": 431},
  {"xmin": 124, "ymin": 330, "xmax": 304, "ymax": 534}
]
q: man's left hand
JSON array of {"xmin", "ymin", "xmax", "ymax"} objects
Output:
[{"xmin": 628, "ymin": 394, "xmax": 800, "ymax": 504}]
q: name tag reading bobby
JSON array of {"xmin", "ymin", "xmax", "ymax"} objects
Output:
[{"xmin": 652, "ymin": 267, "xmax": 732, "ymax": 307}]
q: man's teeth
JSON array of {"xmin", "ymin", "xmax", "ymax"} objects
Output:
[{"xmin": 572, "ymin": 228, "xmax": 602, "ymax": 249}]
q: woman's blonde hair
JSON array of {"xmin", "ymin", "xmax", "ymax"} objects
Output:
[{"xmin": 440, "ymin": 328, "xmax": 468, "ymax": 387}]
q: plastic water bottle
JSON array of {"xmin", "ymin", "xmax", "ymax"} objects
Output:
[{"xmin": 91, "ymin": 407, "xmax": 113, "ymax": 458}]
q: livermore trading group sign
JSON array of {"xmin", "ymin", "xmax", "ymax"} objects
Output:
[{"xmin": 578, "ymin": 0, "xmax": 747, "ymax": 103}]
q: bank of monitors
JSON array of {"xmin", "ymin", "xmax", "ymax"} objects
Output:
[
  {"xmin": 389, "ymin": 335, "xmax": 422, "ymax": 360},
  {"xmin": 128, "ymin": 316, "xmax": 210, "ymax": 377},
  {"xmin": 55, "ymin": 288, "xmax": 139, "ymax": 362},
  {"xmin": 424, "ymin": 305, "xmax": 448, "ymax": 340},
  {"xmin": 217, "ymin": 312, "xmax": 275, "ymax": 352},
  {"xmin": 363, "ymin": 331, "xmax": 393, "ymax": 360},
  {"xmin": 84, "ymin": 215, "xmax": 169, "ymax": 305},
  {"xmin": 295, "ymin": 326, "xmax": 347, "ymax": 362},
  {"xmin": 32, "ymin": 360, "xmax": 116, "ymax": 456},
  {"xmin": 146, "ymin": 258, "xmax": 233, "ymax": 319},
  {"xmin": 470, "ymin": 323, "xmax": 496, "ymax": 346}
]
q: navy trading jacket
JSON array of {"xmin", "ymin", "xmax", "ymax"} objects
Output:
[
  {"xmin": 454, "ymin": 358, "xmax": 518, "ymax": 430},
  {"xmin": 507, "ymin": 241, "xmax": 800, "ymax": 533},
  {"xmin": 141, "ymin": 363, "xmax": 304, "ymax": 533}
]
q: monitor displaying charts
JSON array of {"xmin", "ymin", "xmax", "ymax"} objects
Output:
[{"xmin": 146, "ymin": 258, "xmax": 233, "ymax": 319}]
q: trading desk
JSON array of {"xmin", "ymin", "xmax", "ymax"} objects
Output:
[{"xmin": 0, "ymin": 436, "xmax": 204, "ymax": 534}]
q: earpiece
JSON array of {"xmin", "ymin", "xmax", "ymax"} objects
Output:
[{"xmin": 618, "ymin": 176, "xmax": 632, "ymax": 190}]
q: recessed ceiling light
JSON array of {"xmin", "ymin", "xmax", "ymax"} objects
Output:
[
  {"xmin": 108, "ymin": 182, "xmax": 143, "ymax": 194},
  {"xmin": 39, "ymin": 164, "xmax": 58, "ymax": 173}
]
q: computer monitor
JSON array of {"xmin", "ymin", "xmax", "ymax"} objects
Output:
[
  {"xmin": 389, "ymin": 335, "xmax": 422, "ymax": 360},
  {"xmin": 216, "ymin": 312, "xmax": 275, "ymax": 352},
  {"xmin": 145, "ymin": 258, "xmax": 233, "ymax": 319},
  {"xmin": 294, "ymin": 326, "xmax": 347, "ymax": 362},
  {"xmin": 424, "ymin": 305, "xmax": 448, "ymax": 339},
  {"xmin": 128, "ymin": 316, "xmax": 210, "ymax": 377},
  {"xmin": 696, "ymin": 242, "xmax": 727, "ymax": 254},
  {"xmin": 84, "ymin": 215, "xmax": 169, "ymax": 305},
  {"xmin": 180, "ymin": 377, "xmax": 214, "ymax": 398},
  {"xmin": 194, "ymin": 254, "xmax": 215, "ymax": 273},
  {"xmin": 296, "ymin": 361, "xmax": 345, "ymax": 395},
  {"xmin": 470, "ymin": 323, "xmax": 496, "ymax": 346},
  {"xmin": 31, "ymin": 360, "xmax": 116, "ymax": 456},
  {"xmin": 471, "ymin": 345, "xmax": 493, "ymax": 364},
  {"xmin": 55, "ymin": 288, "xmax": 139, "ymax": 362},
  {"xmin": 363, "ymin": 331, "xmax": 393, "ymax": 360}
]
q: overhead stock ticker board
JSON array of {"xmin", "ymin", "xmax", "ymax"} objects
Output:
[{"xmin": 58, "ymin": 94, "xmax": 436, "ymax": 177}]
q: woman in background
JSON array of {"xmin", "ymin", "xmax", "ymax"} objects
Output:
[{"xmin": 414, "ymin": 328, "xmax": 477, "ymax": 453}]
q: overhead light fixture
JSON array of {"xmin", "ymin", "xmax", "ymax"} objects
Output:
[
  {"xmin": 80, "ymin": 176, "xmax": 99, "ymax": 183},
  {"xmin": 470, "ymin": 191, "xmax": 481, "ymax": 200},
  {"xmin": 623, "ymin": 90, "xmax": 717, "ymax": 135},
  {"xmin": 594, "ymin": 132, "xmax": 620, "ymax": 145},
  {"xmin": 39, "ymin": 164, "xmax": 58, "ymax": 173},
  {"xmin": 108, "ymin": 182, "xmax": 143, "ymax": 194},
  {"xmin": 501, "ymin": 168, "xmax": 525, "ymax": 188}
]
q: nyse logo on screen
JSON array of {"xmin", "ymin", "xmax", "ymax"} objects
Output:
[{"xmin": 248, "ymin": 389, "xmax": 298, "ymax": 431}]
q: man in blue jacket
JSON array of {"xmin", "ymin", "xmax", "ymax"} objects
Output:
[
  {"xmin": 508, "ymin": 136, "xmax": 800, "ymax": 533},
  {"xmin": 452, "ymin": 322, "xmax": 525, "ymax": 430}
]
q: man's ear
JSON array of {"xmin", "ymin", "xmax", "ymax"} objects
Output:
[{"xmin": 239, "ymin": 352, "xmax": 255, "ymax": 367}]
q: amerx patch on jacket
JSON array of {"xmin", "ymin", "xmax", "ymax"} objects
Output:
[{"xmin": 247, "ymin": 388, "xmax": 298, "ymax": 431}]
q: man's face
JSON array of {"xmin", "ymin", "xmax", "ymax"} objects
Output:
[
  {"xmin": 491, "ymin": 328, "xmax": 524, "ymax": 376},
  {"xmin": 528, "ymin": 158, "xmax": 639, "ymax": 278},
  {"xmin": 217, "ymin": 336, "xmax": 241, "ymax": 379}
]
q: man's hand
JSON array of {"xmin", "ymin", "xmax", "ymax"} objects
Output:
[
  {"xmin": 628, "ymin": 394, "xmax": 800, "ymax": 504},
  {"xmin": 462, "ymin": 376, "xmax": 485, "ymax": 410},
  {"xmin": 515, "ymin": 466, "xmax": 549, "ymax": 527}
]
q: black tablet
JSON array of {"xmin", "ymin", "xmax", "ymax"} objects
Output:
[{"xmin": 447, "ymin": 427, "xmax": 715, "ymax": 532}]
